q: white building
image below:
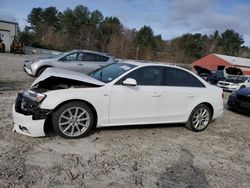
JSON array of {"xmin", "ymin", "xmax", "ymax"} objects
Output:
[{"xmin": 0, "ymin": 20, "xmax": 18, "ymax": 52}]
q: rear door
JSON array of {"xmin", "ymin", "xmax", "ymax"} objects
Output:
[
  {"xmin": 80, "ymin": 52, "xmax": 112, "ymax": 74},
  {"xmin": 54, "ymin": 52, "xmax": 82, "ymax": 72},
  {"xmin": 159, "ymin": 67, "xmax": 206, "ymax": 123}
]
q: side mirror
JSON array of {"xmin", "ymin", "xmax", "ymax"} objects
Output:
[
  {"xmin": 122, "ymin": 78, "xmax": 137, "ymax": 86},
  {"xmin": 113, "ymin": 58, "xmax": 119, "ymax": 63}
]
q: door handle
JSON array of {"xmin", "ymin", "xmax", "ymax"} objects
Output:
[
  {"xmin": 152, "ymin": 93, "xmax": 161, "ymax": 97},
  {"xmin": 187, "ymin": 94, "xmax": 195, "ymax": 98},
  {"xmin": 78, "ymin": 63, "xmax": 83, "ymax": 66}
]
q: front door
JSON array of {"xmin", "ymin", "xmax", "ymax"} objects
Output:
[
  {"xmin": 109, "ymin": 66, "xmax": 163, "ymax": 125},
  {"xmin": 55, "ymin": 52, "xmax": 81, "ymax": 72}
]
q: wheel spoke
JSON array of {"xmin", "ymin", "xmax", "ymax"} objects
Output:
[
  {"xmin": 202, "ymin": 114, "xmax": 208, "ymax": 118},
  {"xmin": 193, "ymin": 118, "xmax": 198, "ymax": 124},
  {"xmin": 61, "ymin": 115, "xmax": 70, "ymax": 120},
  {"xmin": 74, "ymin": 108, "xmax": 79, "ymax": 117},
  {"xmin": 202, "ymin": 110, "xmax": 207, "ymax": 116},
  {"xmin": 202, "ymin": 117, "xmax": 209, "ymax": 121},
  {"xmin": 78, "ymin": 122, "xmax": 86, "ymax": 127},
  {"xmin": 67, "ymin": 109, "xmax": 73, "ymax": 117},
  {"xmin": 199, "ymin": 120, "xmax": 203, "ymax": 127},
  {"xmin": 194, "ymin": 120, "xmax": 199, "ymax": 128},
  {"xmin": 198, "ymin": 109, "xmax": 202, "ymax": 115},
  {"xmin": 59, "ymin": 121, "xmax": 70, "ymax": 126},
  {"xmin": 78, "ymin": 117, "xmax": 89, "ymax": 121},
  {"xmin": 70, "ymin": 126, "xmax": 75, "ymax": 136},
  {"xmin": 193, "ymin": 119, "xmax": 198, "ymax": 123},
  {"xmin": 63, "ymin": 124, "xmax": 72, "ymax": 133},
  {"xmin": 77, "ymin": 111, "xmax": 86, "ymax": 118},
  {"xmin": 75, "ymin": 125, "xmax": 81, "ymax": 133}
]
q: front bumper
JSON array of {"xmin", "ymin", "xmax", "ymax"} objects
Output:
[
  {"xmin": 217, "ymin": 85, "xmax": 237, "ymax": 92},
  {"xmin": 23, "ymin": 63, "xmax": 35, "ymax": 76},
  {"xmin": 13, "ymin": 106, "xmax": 46, "ymax": 137},
  {"xmin": 12, "ymin": 92, "xmax": 51, "ymax": 137}
]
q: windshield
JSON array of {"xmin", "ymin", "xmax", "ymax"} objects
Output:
[
  {"xmin": 50, "ymin": 52, "xmax": 65, "ymax": 59},
  {"xmin": 88, "ymin": 63, "xmax": 136, "ymax": 83}
]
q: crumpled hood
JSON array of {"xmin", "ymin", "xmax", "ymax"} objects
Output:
[{"xmin": 31, "ymin": 68, "xmax": 105, "ymax": 87}]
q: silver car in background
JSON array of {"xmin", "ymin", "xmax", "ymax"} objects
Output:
[{"xmin": 23, "ymin": 49, "xmax": 116, "ymax": 77}]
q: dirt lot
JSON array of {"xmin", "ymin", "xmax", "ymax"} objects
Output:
[{"xmin": 0, "ymin": 53, "xmax": 249, "ymax": 188}]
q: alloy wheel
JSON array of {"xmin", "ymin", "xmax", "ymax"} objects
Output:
[
  {"xmin": 58, "ymin": 107, "xmax": 90, "ymax": 137},
  {"xmin": 192, "ymin": 108, "xmax": 210, "ymax": 130}
]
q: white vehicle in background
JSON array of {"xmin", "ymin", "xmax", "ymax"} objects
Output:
[
  {"xmin": 217, "ymin": 76, "xmax": 250, "ymax": 92},
  {"xmin": 13, "ymin": 61, "xmax": 223, "ymax": 139}
]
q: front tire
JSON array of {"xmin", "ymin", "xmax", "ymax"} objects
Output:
[
  {"xmin": 185, "ymin": 104, "xmax": 212, "ymax": 132},
  {"xmin": 52, "ymin": 102, "xmax": 94, "ymax": 139}
]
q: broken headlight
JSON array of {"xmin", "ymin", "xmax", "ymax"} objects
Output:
[{"xmin": 23, "ymin": 90, "xmax": 46, "ymax": 103}]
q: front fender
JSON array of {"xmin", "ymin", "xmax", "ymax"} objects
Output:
[{"xmin": 40, "ymin": 87, "xmax": 110, "ymax": 125}]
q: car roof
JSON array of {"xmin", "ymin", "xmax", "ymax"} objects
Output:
[{"xmin": 119, "ymin": 59, "xmax": 186, "ymax": 70}]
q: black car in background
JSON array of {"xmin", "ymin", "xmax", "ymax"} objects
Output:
[{"xmin": 228, "ymin": 87, "xmax": 250, "ymax": 114}]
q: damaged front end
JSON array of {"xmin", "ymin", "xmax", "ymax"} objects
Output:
[
  {"xmin": 13, "ymin": 90, "xmax": 51, "ymax": 137},
  {"xmin": 16, "ymin": 76, "xmax": 101, "ymax": 119},
  {"xmin": 31, "ymin": 76, "xmax": 100, "ymax": 93},
  {"xmin": 15, "ymin": 90, "xmax": 51, "ymax": 120},
  {"xmin": 13, "ymin": 68, "xmax": 105, "ymax": 137}
]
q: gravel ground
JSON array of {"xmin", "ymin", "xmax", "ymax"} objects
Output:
[{"xmin": 0, "ymin": 53, "xmax": 249, "ymax": 188}]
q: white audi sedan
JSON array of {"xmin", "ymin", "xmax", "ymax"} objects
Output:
[{"xmin": 13, "ymin": 61, "xmax": 223, "ymax": 138}]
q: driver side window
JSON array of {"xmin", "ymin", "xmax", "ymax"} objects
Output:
[
  {"xmin": 61, "ymin": 53, "xmax": 78, "ymax": 61},
  {"xmin": 118, "ymin": 66, "xmax": 162, "ymax": 86}
]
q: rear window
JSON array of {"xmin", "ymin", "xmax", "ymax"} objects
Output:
[
  {"xmin": 84, "ymin": 53, "xmax": 109, "ymax": 62},
  {"xmin": 163, "ymin": 67, "xmax": 205, "ymax": 87}
]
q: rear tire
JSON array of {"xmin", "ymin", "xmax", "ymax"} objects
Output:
[
  {"xmin": 52, "ymin": 102, "xmax": 94, "ymax": 139},
  {"xmin": 185, "ymin": 104, "xmax": 212, "ymax": 132}
]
